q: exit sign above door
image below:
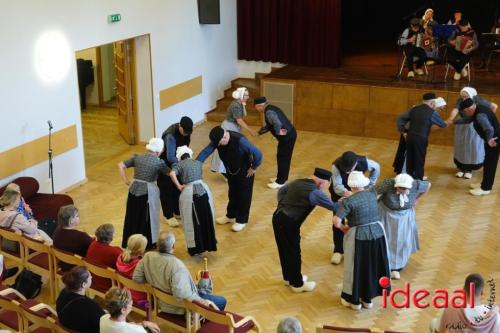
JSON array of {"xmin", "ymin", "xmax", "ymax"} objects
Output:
[{"xmin": 108, "ymin": 14, "xmax": 121, "ymax": 23}]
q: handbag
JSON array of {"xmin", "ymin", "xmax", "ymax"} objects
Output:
[
  {"xmin": 1, "ymin": 212, "xmax": 21, "ymax": 253},
  {"xmin": 37, "ymin": 218, "xmax": 57, "ymax": 237},
  {"xmin": 13, "ymin": 269, "xmax": 42, "ymax": 298}
]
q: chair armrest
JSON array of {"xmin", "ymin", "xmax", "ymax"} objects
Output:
[
  {"xmin": 0, "ymin": 288, "xmax": 27, "ymax": 301},
  {"xmin": 230, "ymin": 315, "xmax": 257, "ymax": 328},
  {"xmin": 30, "ymin": 303, "xmax": 57, "ymax": 316}
]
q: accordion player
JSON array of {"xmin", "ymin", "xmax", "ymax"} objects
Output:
[
  {"xmin": 416, "ymin": 32, "xmax": 433, "ymax": 51},
  {"xmin": 455, "ymin": 35, "xmax": 474, "ymax": 53}
]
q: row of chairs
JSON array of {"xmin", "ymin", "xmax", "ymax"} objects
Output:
[
  {"xmin": 317, "ymin": 325, "xmax": 406, "ymax": 333},
  {"xmin": 0, "ymin": 226, "xmax": 261, "ymax": 332}
]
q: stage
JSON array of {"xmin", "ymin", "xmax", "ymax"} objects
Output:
[{"xmin": 262, "ymin": 51, "xmax": 500, "ymax": 146}]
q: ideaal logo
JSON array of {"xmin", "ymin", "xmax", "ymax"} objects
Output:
[{"xmin": 379, "ymin": 276, "xmax": 475, "ymax": 309}]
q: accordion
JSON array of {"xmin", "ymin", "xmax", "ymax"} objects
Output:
[
  {"xmin": 416, "ymin": 33, "xmax": 433, "ymax": 50},
  {"xmin": 455, "ymin": 35, "xmax": 473, "ymax": 52}
]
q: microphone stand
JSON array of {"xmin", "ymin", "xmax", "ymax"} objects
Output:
[{"xmin": 48, "ymin": 122, "xmax": 54, "ymax": 194}]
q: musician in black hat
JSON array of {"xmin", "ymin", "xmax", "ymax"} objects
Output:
[
  {"xmin": 254, "ymin": 96, "xmax": 297, "ymax": 189},
  {"xmin": 398, "ymin": 18, "xmax": 428, "ymax": 78},
  {"xmin": 447, "ymin": 19, "xmax": 479, "ymax": 81},
  {"xmin": 458, "ymin": 98, "xmax": 499, "ymax": 196},
  {"xmin": 397, "ymin": 92, "xmax": 457, "ymax": 180},
  {"xmin": 272, "ymin": 168, "xmax": 339, "ymax": 292},
  {"xmin": 158, "ymin": 116, "xmax": 194, "ymax": 226},
  {"xmin": 196, "ymin": 126, "xmax": 262, "ymax": 232}
]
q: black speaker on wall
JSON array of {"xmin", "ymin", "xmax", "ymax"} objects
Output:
[{"xmin": 198, "ymin": 0, "xmax": 220, "ymax": 24}]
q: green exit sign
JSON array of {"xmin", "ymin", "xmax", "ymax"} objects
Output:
[{"xmin": 108, "ymin": 14, "xmax": 121, "ymax": 23}]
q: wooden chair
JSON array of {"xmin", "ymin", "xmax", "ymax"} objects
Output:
[
  {"xmin": 316, "ymin": 325, "xmax": 372, "ymax": 333},
  {"xmin": 53, "ymin": 321, "xmax": 79, "ymax": 333},
  {"xmin": 116, "ymin": 272, "xmax": 154, "ymax": 318},
  {"xmin": 20, "ymin": 300, "xmax": 57, "ymax": 333},
  {"xmin": 151, "ymin": 287, "xmax": 190, "ymax": 333},
  {"xmin": 83, "ymin": 258, "xmax": 118, "ymax": 299},
  {"xmin": 0, "ymin": 227, "xmax": 25, "ymax": 277},
  {"xmin": 22, "ymin": 235, "xmax": 56, "ymax": 303},
  {"xmin": 0, "ymin": 295, "xmax": 24, "ymax": 332},
  {"xmin": 50, "ymin": 247, "xmax": 85, "ymax": 293},
  {"xmin": 185, "ymin": 300, "xmax": 261, "ymax": 333}
]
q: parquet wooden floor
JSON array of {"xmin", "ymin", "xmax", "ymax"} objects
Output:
[{"xmin": 63, "ymin": 120, "xmax": 500, "ymax": 332}]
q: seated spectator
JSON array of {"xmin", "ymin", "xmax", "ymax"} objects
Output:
[
  {"xmin": 56, "ymin": 266, "xmax": 104, "ymax": 333},
  {"xmin": 277, "ymin": 317, "xmax": 302, "ymax": 333},
  {"xmin": 4, "ymin": 183, "xmax": 33, "ymax": 219},
  {"xmin": 52, "ymin": 205, "xmax": 93, "ymax": 271},
  {"xmin": 0, "ymin": 185, "xmax": 52, "ymax": 244},
  {"xmin": 100, "ymin": 287, "xmax": 160, "ymax": 333},
  {"xmin": 86, "ymin": 223, "xmax": 122, "ymax": 291},
  {"xmin": 429, "ymin": 273, "xmax": 499, "ymax": 332},
  {"xmin": 116, "ymin": 234, "xmax": 148, "ymax": 303},
  {"xmin": 133, "ymin": 231, "xmax": 227, "ymax": 315}
]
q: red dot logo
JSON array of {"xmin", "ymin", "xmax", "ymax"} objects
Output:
[{"xmin": 379, "ymin": 276, "xmax": 391, "ymax": 288}]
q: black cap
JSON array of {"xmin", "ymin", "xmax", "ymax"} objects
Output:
[
  {"xmin": 180, "ymin": 116, "xmax": 193, "ymax": 135},
  {"xmin": 410, "ymin": 18, "xmax": 420, "ymax": 26},
  {"xmin": 422, "ymin": 92, "xmax": 437, "ymax": 101},
  {"xmin": 209, "ymin": 126, "xmax": 225, "ymax": 146},
  {"xmin": 314, "ymin": 168, "xmax": 332, "ymax": 181},
  {"xmin": 459, "ymin": 98, "xmax": 474, "ymax": 110},
  {"xmin": 458, "ymin": 19, "xmax": 469, "ymax": 27},
  {"xmin": 254, "ymin": 96, "xmax": 267, "ymax": 105},
  {"xmin": 339, "ymin": 151, "xmax": 360, "ymax": 172}
]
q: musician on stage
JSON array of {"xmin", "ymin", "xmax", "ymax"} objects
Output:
[
  {"xmin": 447, "ymin": 19, "xmax": 479, "ymax": 80},
  {"xmin": 447, "ymin": 9, "xmax": 463, "ymax": 25},
  {"xmin": 398, "ymin": 18, "xmax": 428, "ymax": 78},
  {"xmin": 421, "ymin": 9, "xmax": 438, "ymax": 64},
  {"xmin": 478, "ymin": 18, "xmax": 500, "ymax": 70}
]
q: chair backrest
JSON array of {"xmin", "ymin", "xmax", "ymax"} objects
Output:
[
  {"xmin": 0, "ymin": 296, "xmax": 24, "ymax": 332},
  {"xmin": 116, "ymin": 272, "xmax": 153, "ymax": 298},
  {"xmin": 152, "ymin": 286, "xmax": 185, "ymax": 310},
  {"xmin": 185, "ymin": 300, "xmax": 260, "ymax": 332},
  {"xmin": 317, "ymin": 325, "xmax": 372, "ymax": 333},
  {"xmin": 20, "ymin": 300, "xmax": 57, "ymax": 333},
  {"xmin": 83, "ymin": 258, "xmax": 118, "ymax": 288},
  {"xmin": 0, "ymin": 227, "xmax": 24, "ymax": 258},
  {"xmin": 51, "ymin": 247, "xmax": 84, "ymax": 270}
]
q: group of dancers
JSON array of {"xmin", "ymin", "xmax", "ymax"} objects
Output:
[{"xmin": 117, "ymin": 84, "xmax": 498, "ymax": 311}]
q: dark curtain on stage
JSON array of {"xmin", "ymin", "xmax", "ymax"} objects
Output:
[{"xmin": 237, "ymin": 0, "xmax": 342, "ymax": 67}]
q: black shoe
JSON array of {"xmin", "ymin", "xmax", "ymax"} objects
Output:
[{"xmin": 3, "ymin": 267, "xmax": 19, "ymax": 279}]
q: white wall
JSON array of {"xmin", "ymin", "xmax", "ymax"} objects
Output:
[{"xmin": 0, "ymin": 0, "xmax": 238, "ymax": 193}]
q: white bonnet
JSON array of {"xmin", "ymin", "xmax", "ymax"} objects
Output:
[
  {"xmin": 146, "ymin": 138, "xmax": 164, "ymax": 153},
  {"xmin": 176, "ymin": 145, "xmax": 193, "ymax": 161}
]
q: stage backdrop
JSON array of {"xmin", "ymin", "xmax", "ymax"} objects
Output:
[{"xmin": 237, "ymin": 0, "xmax": 341, "ymax": 67}]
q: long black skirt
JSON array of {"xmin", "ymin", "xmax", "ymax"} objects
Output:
[
  {"xmin": 122, "ymin": 193, "xmax": 153, "ymax": 249},
  {"xmin": 341, "ymin": 236, "xmax": 391, "ymax": 304},
  {"xmin": 187, "ymin": 193, "xmax": 217, "ymax": 256}
]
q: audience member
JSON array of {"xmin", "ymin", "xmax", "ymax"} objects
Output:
[
  {"xmin": 56, "ymin": 266, "xmax": 104, "ymax": 333},
  {"xmin": 277, "ymin": 316, "xmax": 302, "ymax": 333},
  {"xmin": 116, "ymin": 234, "xmax": 148, "ymax": 303},
  {"xmin": 100, "ymin": 287, "xmax": 160, "ymax": 333}
]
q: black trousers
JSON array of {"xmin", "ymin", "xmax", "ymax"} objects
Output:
[
  {"xmin": 447, "ymin": 48, "xmax": 472, "ymax": 72},
  {"xmin": 404, "ymin": 45, "xmax": 426, "ymax": 70},
  {"xmin": 406, "ymin": 134, "xmax": 428, "ymax": 180},
  {"xmin": 481, "ymin": 142, "xmax": 499, "ymax": 191},
  {"xmin": 329, "ymin": 185, "xmax": 345, "ymax": 254},
  {"xmin": 272, "ymin": 211, "xmax": 303, "ymax": 287},
  {"xmin": 226, "ymin": 168, "xmax": 254, "ymax": 224},
  {"xmin": 276, "ymin": 129, "xmax": 297, "ymax": 184},
  {"xmin": 157, "ymin": 173, "xmax": 180, "ymax": 219},
  {"xmin": 392, "ymin": 134, "xmax": 407, "ymax": 174}
]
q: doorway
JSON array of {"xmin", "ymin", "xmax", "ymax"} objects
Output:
[{"xmin": 76, "ymin": 34, "xmax": 155, "ymax": 170}]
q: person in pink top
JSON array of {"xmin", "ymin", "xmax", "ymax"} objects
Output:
[
  {"xmin": 116, "ymin": 234, "xmax": 148, "ymax": 303},
  {"xmin": 86, "ymin": 224, "xmax": 122, "ymax": 291}
]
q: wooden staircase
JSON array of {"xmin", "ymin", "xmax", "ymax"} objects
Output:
[{"xmin": 206, "ymin": 72, "xmax": 269, "ymax": 126}]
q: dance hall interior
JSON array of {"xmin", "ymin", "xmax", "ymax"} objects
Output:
[{"xmin": 0, "ymin": 1, "xmax": 499, "ymax": 333}]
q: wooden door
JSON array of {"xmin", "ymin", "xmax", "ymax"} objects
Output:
[{"xmin": 114, "ymin": 40, "xmax": 135, "ymax": 144}]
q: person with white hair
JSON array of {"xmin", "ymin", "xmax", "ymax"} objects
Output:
[
  {"xmin": 211, "ymin": 86, "xmax": 257, "ymax": 174},
  {"xmin": 452, "ymin": 87, "xmax": 497, "ymax": 179},
  {"xmin": 332, "ymin": 171, "xmax": 390, "ymax": 310},
  {"xmin": 373, "ymin": 173, "xmax": 431, "ymax": 280},
  {"xmin": 158, "ymin": 116, "xmax": 193, "ymax": 227},
  {"xmin": 133, "ymin": 231, "xmax": 227, "ymax": 314},
  {"xmin": 118, "ymin": 138, "xmax": 168, "ymax": 249},
  {"xmin": 277, "ymin": 316, "xmax": 302, "ymax": 333},
  {"xmin": 396, "ymin": 92, "xmax": 457, "ymax": 180},
  {"xmin": 169, "ymin": 145, "xmax": 217, "ymax": 256}
]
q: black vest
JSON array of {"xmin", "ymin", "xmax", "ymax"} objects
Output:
[
  {"xmin": 331, "ymin": 156, "xmax": 368, "ymax": 202},
  {"xmin": 160, "ymin": 124, "xmax": 191, "ymax": 166},
  {"xmin": 473, "ymin": 105, "xmax": 499, "ymax": 142},
  {"xmin": 408, "ymin": 104, "xmax": 435, "ymax": 138},
  {"xmin": 217, "ymin": 131, "xmax": 251, "ymax": 175},
  {"xmin": 278, "ymin": 179, "xmax": 318, "ymax": 222},
  {"xmin": 264, "ymin": 105, "xmax": 294, "ymax": 139}
]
